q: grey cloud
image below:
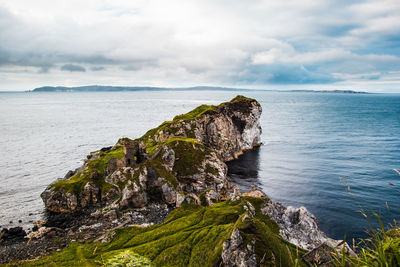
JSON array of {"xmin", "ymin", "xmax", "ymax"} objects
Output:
[
  {"xmin": 233, "ymin": 64, "xmax": 340, "ymax": 85},
  {"xmin": 90, "ymin": 66, "xmax": 105, "ymax": 71},
  {"xmin": 0, "ymin": 1, "xmax": 400, "ymax": 89},
  {"xmin": 61, "ymin": 64, "xmax": 86, "ymax": 72}
]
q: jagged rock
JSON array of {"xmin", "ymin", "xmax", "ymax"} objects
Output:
[
  {"xmin": 80, "ymin": 182, "xmax": 100, "ymax": 208},
  {"xmin": 0, "ymin": 227, "xmax": 26, "ymax": 242},
  {"xmin": 194, "ymin": 97, "xmax": 262, "ymax": 161},
  {"xmin": 161, "ymin": 145, "xmax": 175, "ymax": 172},
  {"xmin": 41, "ymin": 96, "xmax": 261, "ymax": 215},
  {"xmin": 261, "ymin": 199, "xmax": 330, "ymax": 250},
  {"xmin": 175, "ymin": 193, "xmax": 186, "ymax": 208},
  {"xmin": 27, "ymin": 227, "xmax": 57, "ymax": 240},
  {"xmin": 204, "ymin": 189, "xmax": 219, "ymax": 206},
  {"xmin": 222, "ymin": 229, "xmax": 257, "ymax": 267},
  {"xmin": 104, "ymin": 210, "xmax": 118, "ymax": 221},
  {"xmin": 260, "ymin": 198, "xmax": 357, "ymax": 259},
  {"xmin": 41, "ymin": 188, "xmax": 78, "ymax": 213},
  {"xmin": 101, "ymin": 187, "xmax": 119, "ymax": 204},
  {"xmin": 64, "ymin": 170, "xmax": 75, "ymax": 179},
  {"xmin": 160, "ymin": 183, "xmax": 177, "ymax": 205},
  {"xmin": 242, "ymin": 190, "xmax": 264, "ymax": 198},
  {"xmin": 119, "ymin": 180, "xmax": 148, "ymax": 209},
  {"xmin": 230, "ymin": 187, "xmax": 241, "ymax": 201}
]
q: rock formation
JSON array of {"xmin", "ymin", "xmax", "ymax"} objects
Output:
[
  {"xmin": 1, "ymin": 96, "xmax": 359, "ymax": 266},
  {"xmin": 41, "ymin": 95, "xmax": 262, "ymax": 214}
]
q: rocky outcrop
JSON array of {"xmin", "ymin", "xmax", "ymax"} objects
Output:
[
  {"xmin": 261, "ymin": 197, "xmax": 357, "ymax": 265},
  {"xmin": 262, "ymin": 199, "xmax": 343, "ymax": 251},
  {"xmin": 41, "ymin": 96, "xmax": 261, "ymax": 214},
  {"xmin": 140, "ymin": 95, "xmax": 262, "ymax": 161},
  {"xmin": 35, "ymin": 95, "xmax": 357, "ymax": 267},
  {"xmin": 222, "ymin": 229, "xmax": 257, "ymax": 267}
]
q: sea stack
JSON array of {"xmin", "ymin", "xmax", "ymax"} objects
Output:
[{"xmin": 41, "ymin": 95, "xmax": 262, "ymax": 214}]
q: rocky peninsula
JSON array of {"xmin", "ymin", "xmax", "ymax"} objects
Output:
[{"xmin": 1, "ymin": 96, "xmax": 354, "ymax": 266}]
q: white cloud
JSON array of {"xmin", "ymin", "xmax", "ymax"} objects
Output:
[{"xmin": 0, "ymin": 0, "xmax": 400, "ymax": 91}]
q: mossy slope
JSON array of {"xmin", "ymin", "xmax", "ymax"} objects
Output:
[
  {"xmin": 137, "ymin": 95, "xmax": 257, "ymax": 155},
  {"xmin": 11, "ymin": 197, "xmax": 306, "ymax": 267},
  {"xmin": 51, "ymin": 146, "xmax": 124, "ymax": 195},
  {"xmin": 48, "ymin": 95, "xmax": 258, "ymax": 209}
]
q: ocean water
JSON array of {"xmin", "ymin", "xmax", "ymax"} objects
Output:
[{"xmin": 0, "ymin": 90, "xmax": 400, "ymax": 241}]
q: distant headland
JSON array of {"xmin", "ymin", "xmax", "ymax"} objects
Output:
[{"xmin": 30, "ymin": 85, "xmax": 369, "ymax": 94}]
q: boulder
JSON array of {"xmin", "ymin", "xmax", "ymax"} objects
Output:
[{"xmin": 221, "ymin": 229, "xmax": 257, "ymax": 267}]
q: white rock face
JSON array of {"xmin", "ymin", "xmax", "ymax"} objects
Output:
[
  {"xmin": 221, "ymin": 229, "xmax": 257, "ymax": 267},
  {"xmin": 241, "ymin": 117, "xmax": 262, "ymax": 149},
  {"xmin": 261, "ymin": 199, "xmax": 354, "ymax": 252},
  {"xmin": 41, "ymin": 96, "xmax": 262, "ymax": 213},
  {"xmin": 194, "ymin": 98, "xmax": 262, "ymax": 161}
]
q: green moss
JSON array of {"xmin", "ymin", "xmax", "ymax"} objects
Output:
[
  {"xmin": 165, "ymin": 138, "xmax": 211, "ymax": 177},
  {"xmin": 51, "ymin": 95, "xmax": 256, "ymax": 196},
  {"xmin": 106, "ymin": 251, "xmax": 154, "ymax": 266},
  {"xmin": 145, "ymin": 159, "xmax": 179, "ymax": 189},
  {"xmin": 52, "ymin": 146, "xmax": 124, "ymax": 195},
  {"xmin": 229, "ymin": 95, "xmax": 255, "ymax": 103},
  {"xmin": 11, "ymin": 199, "xmax": 307, "ymax": 267},
  {"xmin": 332, "ymin": 225, "xmax": 400, "ymax": 266},
  {"xmin": 173, "ymin": 104, "xmax": 214, "ymax": 121},
  {"xmin": 139, "ymin": 137, "xmax": 206, "ymax": 181},
  {"xmin": 134, "ymin": 95, "xmax": 255, "ymax": 155}
]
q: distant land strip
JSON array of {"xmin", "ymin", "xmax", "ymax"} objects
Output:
[{"xmin": 30, "ymin": 85, "xmax": 369, "ymax": 94}]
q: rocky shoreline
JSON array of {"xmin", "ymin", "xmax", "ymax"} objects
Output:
[{"xmin": 0, "ymin": 96, "xmax": 354, "ymax": 266}]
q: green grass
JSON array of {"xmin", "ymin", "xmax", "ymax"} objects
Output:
[
  {"xmin": 333, "ymin": 216, "xmax": 400, "ymax": 266},
  {"xmin": 50, "ymin": 95, "xmax": 256, "ymax": 196},
  {"xmin": 136, "ymin": 95, "xmax": 255, "ymax": 155},
  {"xmin": 166, "ymin": 138, "xmax": 214, "ymax": 177},
  {"xmin": 51, "ymin": 146, "xmax": 124, "ymax": 195},
  {"xmin": 9, "ymin": 197, "xmax": 306, "ymax": 267},
  {"xmin": 173, "ymin": 104, "xmax": 215, "ymax": 121},
  {"xmin": 333, "ymin": 172, "xmax": 400, "ymax": 266}
]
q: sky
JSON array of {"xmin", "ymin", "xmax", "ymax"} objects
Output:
[{"xmin": 1, "ymin": 0, "xmax": 400, "ymax": 92}]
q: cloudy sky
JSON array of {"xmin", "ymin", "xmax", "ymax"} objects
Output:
[{"xmin": 1, "ymin": 0, "xmax": 400, "ymax": 92}]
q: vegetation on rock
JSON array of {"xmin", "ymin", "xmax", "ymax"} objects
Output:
[
  {"xmin": 42, "ymin": 95, "xmax": 261, "ymax": 213},
  {"xmin": 51, "ymin": 146, "xmax": 124, "ymax": 195},
  {"xmin": 9, "ymin": 197, "xmax": 306, "ymax": 267}
]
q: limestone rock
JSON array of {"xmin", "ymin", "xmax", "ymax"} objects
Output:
[
  {"xmin": 119, "ymin": 181, "xmax": 148, "ymax": 209},
  {"xmin": 230, "ymin": 187, "xmax": 241, "ymax": 201},
  {"xmin": 80, "ymin": 182, "xmax": 100, "ymax": 208},
  {"xmin": 260, "ymin": 198, "xmax": 357, "ymax": 259},
  {"xmin": 204, "ymin": 189, "xmax": 219, "ymax": 206},
  {"xmin": 194, "ymin": 97, "xmax": 262, "ymax": 161},
  {"xmin": 42, "ymin": 96, "xmax": 262, "ymax": 214},
  {"xmin": 222, "ymin": 229, "xmax": 257, "ymax": 267},
  {"xmin": 41, "ymin": 187, "xmax": 78, "ymax": 213},
  {"xmin": 242, "ymin": 190, "xmax": 265, "ymax": 198}
]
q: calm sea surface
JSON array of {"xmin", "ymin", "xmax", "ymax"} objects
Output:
[{"xmin": 1, "ymin": 90, "xmax": 400, "ymax": 241}]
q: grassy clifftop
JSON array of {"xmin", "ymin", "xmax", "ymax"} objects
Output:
[{"xmin": 10, "ymin": 197, "xmax": 306, "ymax": 267}]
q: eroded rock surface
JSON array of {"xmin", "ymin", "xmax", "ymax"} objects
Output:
[
  {"xmin": 260, "ymin": 197, "xmax": 357, "ymax": 263},
  {"xmin": 222, "ymin": 229, "xmax": 257, "ymax": 267},
  {"xmin": 41, "ymin": 96, "xmax": 261, "ymax": 214}
]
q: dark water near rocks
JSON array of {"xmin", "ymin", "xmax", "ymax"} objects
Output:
[{"xmin": 1, "ymin": 90, "xmax": 400, "ymax": 241}]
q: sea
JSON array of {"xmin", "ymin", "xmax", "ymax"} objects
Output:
[{"xmin": 1, "ymin": 90, "xmax": 400, "ymax": 242}]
